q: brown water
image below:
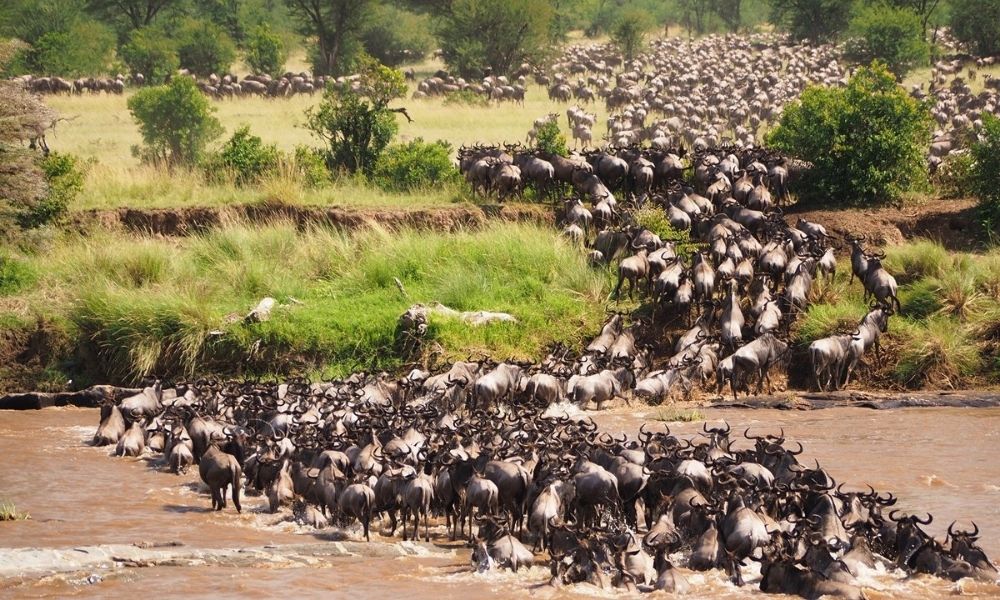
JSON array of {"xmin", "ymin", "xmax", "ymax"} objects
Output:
[{"xmin": 1, "ymin": 406, "xmax": 998, "ymax": 599}]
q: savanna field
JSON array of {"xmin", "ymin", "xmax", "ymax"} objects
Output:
[{"xmin": 3, "ymin": 2, "xmax": 1000, "ymax": 597}]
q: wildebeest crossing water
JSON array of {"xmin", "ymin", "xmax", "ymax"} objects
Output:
[{"xmin": 1, "ymin": 405, "xmax": 998, "ymax": 598}]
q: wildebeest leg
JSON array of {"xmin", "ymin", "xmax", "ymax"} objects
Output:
[
  {"xmin": 424, "ymin": 507, "xmax": 430, "ymax": 542},
  {"xmin": 232, "ymin": 480, "xmax": 241, "ymax": 513},
  {"xmin": 363, "ymin": 515, "xmax": 371, "ymax": 542},
  {"xmin": 219, "ymin": 485, "xmax": 228, "ymax": 509},
  {"xmin": 402, "ymin": 506, "xmax": 410, "ymax": 541}
]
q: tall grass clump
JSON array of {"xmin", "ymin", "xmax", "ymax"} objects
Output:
[
  {"xmin": 893, "ymin": 316, "xmax": 982, "ymax": 389},
  {"xmin": 27, "ymin": 221, "xmax": 607, "ymax": 382},
  {"xmin": 883, "ymin": 239, "xmax": 951, "ymax": 284},
  {"xmin": 794, "ymin": 294, "xmax": 869, "ymax": 343}
]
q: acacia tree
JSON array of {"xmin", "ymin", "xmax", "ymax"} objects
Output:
[
  {"xmin": 949, "ymin": 0, "xmax": 1000, "ymax": 57},
  {"xmin": 305, "ymin": 60, "xmax": 409, "ymax": 175},
  {"xmin": 844, "ymin": 5, "xmax": 928, "ymax": 79},
  {"xmin": 886, "ymin": 0, "xmax": 942, "ymax": 40},
  {"xmin": 610, "ymin": 10, "xmax": 653, "ymax": 62},
  {"xmin": 437, "ymin": 0, "xmax": 554, "ymax": 78},
  {"xmin": 86, "ymin": 0, "xmax": 175, "ymax": 31},
  {"xmin": 284, "ymin": 0, "xmax": 371, "ymax": 76}
]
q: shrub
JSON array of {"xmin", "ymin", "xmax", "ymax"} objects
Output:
[
  {"xmin": 536, "ymin": 121, "xmax": 568, "ymax": 157},
  {"xmin": 766, "ymin": 63, "xmax": 932, "ymax": 205},
  {"xmin": 361, "ymin": 5, "xmax": 435, "ymax": 67},
  {"xmin": 244, "ymin": 25, "xmax": 286, "ymax": 76},
  {"xmin": 949, "ymin": 0, "xmax": 1000, "ymax": 56},
  {"xmin": 843, "ymin": 5, "xmax": 928, "ymax": 79},
  {"xmin": 442, "ymin": 89, "xmax": 490, "ymax": 107},
  {"xmin": 120, "ymin": 28, "xmax": 179, "ymax": 85},
  {"xmin": 373, "ymin": 139, "xmax": 458, "ymax": 192},
  {"xmin": 969, "ymin": 114, "xmax": 1000, "ymax": 233},
  {"xmin": 305, "ymin": 60, "xmax": 407, "ymax": 175},
  {"xmin": 128, "ymin": 77, "xmax": 224, "ymax": 167},
  {"xmin": 293, "ymin": 146, "xmax": 331, "ymax": 188},
  {"xmin": 932, "ymin": 153, "xmax": 974, "ymax": 199},
  {"xmin": 769, "ymin": 0, "xmax": 854, "ymax": 42},
  {"xmin": 632, "ymin": 206, "xmax": 693, "ymax": 253},
  {"xmin": 17, "ymin": 152, "xmax": 84, "ymax": 228},
  {"xmin": 176, "ymin": 18, "xmax": 237, "ymax": 77},
  {"xmin": 204, "ymin": 126, "xmax": 280, "ymax": 186}
]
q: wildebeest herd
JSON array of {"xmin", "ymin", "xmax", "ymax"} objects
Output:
[{"xmin": 93, "ymin": 371, "xmax": 997, "ymax": 596}]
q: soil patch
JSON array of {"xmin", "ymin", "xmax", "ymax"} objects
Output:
[{"xmin": 786, "ymin": 197, "xmax": 983, "ymax": 251}]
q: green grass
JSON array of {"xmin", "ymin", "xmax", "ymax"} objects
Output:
[
  {"xmin": 3, "ymin": 221, "xmax": 609, "ymax": 385},
  {"xmin": 795, "ymin": 239, "xmax": 1000, "ymax": 389},
  {"xmin": 653, "ymin": 407, "xmax": 705, "ymax": 422},
  {"xmin": 0, "ymin": 501, "xmax": 29, "ymax": 522}
]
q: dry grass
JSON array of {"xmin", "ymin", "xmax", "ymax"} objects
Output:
[{"xmin": 0, "ymin": 501, "xmax": 29, "ymax": 521}]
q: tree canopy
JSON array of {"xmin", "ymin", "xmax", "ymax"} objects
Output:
[
  {"xmin": 437, "ymin": 0, "xmax": 555, "ymax": 78},
  {"xmin": 844, "ymin": 4, "xmax": 928, "ymax": 79}
]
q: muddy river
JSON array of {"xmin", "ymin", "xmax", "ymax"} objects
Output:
[{"xmin": 1, "ymin": 406, "xmax": 998, "ymax": 599}]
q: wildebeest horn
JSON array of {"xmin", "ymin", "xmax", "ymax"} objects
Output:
[{"xmin": 915, "ymin": 513, "xmax": 933, "ymax": 525}]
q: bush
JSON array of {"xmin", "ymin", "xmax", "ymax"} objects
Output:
[
  {"xmin": 632, "ymin": 206, "xmax": 693, "ymax": 253},
  {"xmin": 970, "ymin": 114, "xmax": 1000, "ymax": 233},
  {"xmin": 442, "ymin": 89, "xmax": 490, "ymax": 107},
  {"xmin": 305, "ymin": 60, "xmax": 406, "ymax": 175},
  {"xmin": 843, "ymin": 5, "xmax": 928, "ymax": 79},
  {"xmin": 932, "ymin": 153, "xmax": 974, "ymax": 199},
  {"xmin": 769, "ymin": 0, "xmax": 854, "ymax": 42},
  {"xmin": 120, "ymin": 28, "xmax": 179, "ymax": 85},
  {"xmin": 204, "ymin": 126, "xmax": 280, "ymax": 186},
  {"xmin": 17, "ymin": 152, "xmax": 84, "ymax": 228},
  {"xmin": 176, "ymin": 18, "xmax": 237, "ymax": 77},
  {"xmin": 536, "ymin": 121, "xmax": 568, "ymax": 157},
  {"xmin": 361, "ymin": 5, "xmax": 435, "ymax": 67},
  {"xmin": 293, "ymin": 146, "xmax": 331, "ymax": 188},
  {"xmin": 128, "ymin": 77, "xmax": 223, "ymax": 167},
  {"xmin": 373, "ymin": 139, "xmax": 458, "ymax": 192},
  {"xmin": 949, "ymin": 0, "xmax": 1000, "ymax": 56},
  {"xmin": 0, "ymin": 254, "xmax": 37, "ymax": 295},
  {"xmin": 766, "ymin": 63, "xmax": 932, "ymax": 206},
  {"xmin": 244, "ymin": 25, "xmax": 286, "ymax": 76}
]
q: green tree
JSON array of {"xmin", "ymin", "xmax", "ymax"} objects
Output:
[
  {"xmin": 244, "ymin": 24, "xmax": 286, "ymax": 76},
  {"xmin": 127, "ymin": 77, "xmax": 223, "ymax": 167},
  {"xmin": 175, "ymin": 18, "xmax": 236, "ymax": 77},
  {"xmin": 610, "ymin": 9, "xmax": 653, "ymax": 61},
  {"xmin": 31, "ymin": 19, "xmax": 116, "ymax": 76},
  {"xmin": 305, "ymin": 60, "xmax": 407, "ymax": 175},
  {"xmin": 885, "ymin": 0, "xmax": 942, "ymax": 39},
  {"xmin": 949, "ymin": 0, "xmax": 1000, "ymax": 56},
  {"xmin": 970, "ymin": 114, "xmax": 1000, "ymax": 231},
  {"xmin": 284, "ymin": 0, "xmax": 372, "ymax": 76},
  {"xmin": 120, "ymin": 27, "xmax": 178, "ymax": 83},
  {"xmin": 678, "ymin": 0, "xmax": 713, "ymax": 36},
  {"xmin": 361, "ymin": 4, "xmax": 435, "ymax": 67},
  {"xmin": 844, "ymin": 5, "xmax": 928, "ymax": 79},
  {"xmin": 766, "ymin": 62, "xmax": 932, "ymax": 205},
  {"xmin": 769, "ymin": 0, "xmax": 854, "ymax": 42},
  {"xmin": 85, "ymin": 0, "xmax": 176, "ymax": 32},
  {"xmin": 437, "ymin": 0, "xmax": 555, "ymax": 78},
  {"xmin": 713, "ymin": 0, "xmax": 744, "ymax": 33}
]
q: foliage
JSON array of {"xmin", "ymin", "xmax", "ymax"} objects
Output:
[
  {"xmin": 441, "ymin": 89, "xmax": 490, "ymax": 107},
  {"xmin": 120, "ymin": 27, "xmax": 178, "ymax": 83},
  {"xmin": 969, "ymin": 114, "xmax": 1000, "ymax": 234},
  {"xmin": 127, "ymin": 77, "xmax": 223, "ymax": 167},
  {"xmin": 931, "ymin": 153, "xmax": 974, "ymax": 199},
  {"xmin": 30, "ymin": 19, "xmax": 117, "ymax": 77},
  {"xmin": 285, "ymin": 0, "xmax": 372, "ymax": 76},
  {"xmin": 16, "ymin": 153, "xmax": 85, "ymax": 228},
  {"xmin": 85, "ymin": 0, "xmax": 179, "ymax": 32},
  {"xmin": 203, "ymin": 126, "xmax": 280, "ymax": 186},
  {"xmin": 884, "ymin": 0, "xmax": 944, "ymax": 38},
  {"xmin": 949, "ymin": 0, "xmax": 1000, "ymax": 56},
  {"xmin": 175, "ymin": 18, "xmax": 236, "ymax": 77},
  {"xmin": 361, "ymin": 4, "xmax": 435, "ymax": 67},
  {"xmin": 372, "ymin": 138, "xmax": 458, "ymax": 192},
  {"xmin": 437, "ymin": 0, "xmax": 555, "ymax": 78},
  {"xmin": 632, "ymin": 206, "xmax": 692, "ymax": 253},
  {"xmin": 305, "ymin": 60, "xmax": 406, "ymax": 175},
  {"xmin": 244, "ymin": 24, "xmax": 286, "ymax": 76},
  {"xmin": 293, "ymin": 145, "xmax": 331, "ymax": 188},
  {"xmin": 766, "ymin": 63, "xmax": 932, "ymax": 205},
  {"xmin": 769, "ymin": 0, "xmax": 854, "ymax": 42},
  {"xmin": 610, "ymin": 9, "xmax": 653, "ymax": 62},
  {"xmin": 0, "ymin": 254, "xmax": 37, "ymax": 295},
  {"xmin": 843, "ymin": 5, "xmax": 928, "ymax": 78},
  {"xmin": 894, "ymin": 316, "xmax": 981, "ymax": 388},
  {"xmin": 535, "ymin": 121, "xmax": 568, "ymax": 157}
]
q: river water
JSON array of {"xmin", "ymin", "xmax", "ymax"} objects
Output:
[{"xmin": 1, "ymin": 406, "xmax": 998, "ymax": 599}]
